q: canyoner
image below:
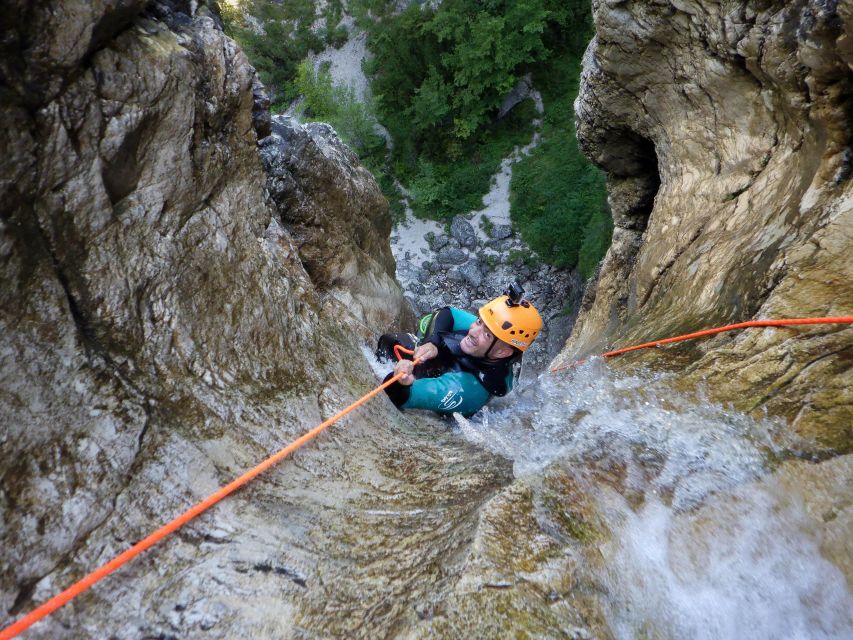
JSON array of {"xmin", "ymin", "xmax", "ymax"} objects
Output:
[{"xmin": 376, "ymin": 282, "xmax": 543, "ymax": 417}]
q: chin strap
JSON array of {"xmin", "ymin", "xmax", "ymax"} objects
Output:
[{"xmin": 482, "ymin": 335, "xmax": 499, "ymax": 360}]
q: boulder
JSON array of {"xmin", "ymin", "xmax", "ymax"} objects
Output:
[
  {"xmin": 426, "ymin": 231, "xmax": 448, "ymax": 251},
  {"xmin": 459, "ymin": 260, "xmax": 483, "ymax": 288},
  {"xmin": 260, "ymin": 115, "xmax": 413, "ymax": 335},
  {"xmin": 489, "ymin": 224, "xmax": 513, "ymax": 240},
  {"xmin": 437, "ymin": 247, "xmax": 469, "ymax": 266},
  {"xmin": 451, "ymin": 215, "xmax": 477, "ymax": 248}
]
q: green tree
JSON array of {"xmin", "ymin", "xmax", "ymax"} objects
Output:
[
  {"xmin": 361, "ymin": 0, "xmax": 570, "ymax": 170},
  {"xmin": 425, "ymin": 0, "xmax": 551, "ymax": 139},
  {"xmin": 220, "ymin": 0, "xmax": 347, "ymax": 108}
]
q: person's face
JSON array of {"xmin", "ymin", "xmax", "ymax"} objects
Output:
[{"xmin": 461, "ymin": 317, "xmax": 500, "ymax": 358}]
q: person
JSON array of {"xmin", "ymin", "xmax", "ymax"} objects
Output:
[{"xmin": 376, "ymin": 283, "xmax": 543, "ymax": 417}]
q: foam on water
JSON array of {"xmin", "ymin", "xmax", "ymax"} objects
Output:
[
  {"xmin": 361, "ymin": 344, "xmax": 393, "ymax": 381},
  {"xmin": 454, "ymin": 360, "xmax": 853, "ymax": 639},
  {"xmin": 604, "ymin": 488, "xmax": 853, "ymax": 640},
  {"xmin": 458, "ymin": 360, "xmax": 780, "ymax": 496}
]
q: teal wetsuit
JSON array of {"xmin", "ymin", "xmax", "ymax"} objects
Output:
[{"xmin": 379, "ymin": 307, "xmax": 515, "ymax": 417}]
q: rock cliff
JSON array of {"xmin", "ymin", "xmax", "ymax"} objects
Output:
[
  {"xmin": 260, "ymin": 115, "xmax": 414, "ymax": 337},
  {"xmin": 3, "ymin": 0, "xmax": 850, "ymax": 637},
  {"xmin": 567, "ymin": 0, "xmax": 852, "ymax": 451},
  {"xmin": 0, "ymin": 1, "xmax": 420, "ymax": 636}
]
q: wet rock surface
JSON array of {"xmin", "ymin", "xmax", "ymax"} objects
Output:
[{"xmin": 565, "ymin": 0, "xmax": 853, "ymax": 451}]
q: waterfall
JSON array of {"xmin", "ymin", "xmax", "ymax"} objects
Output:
[{"xmin": 456, "ymin": 360, "xmax": 853, "ymax": 640}]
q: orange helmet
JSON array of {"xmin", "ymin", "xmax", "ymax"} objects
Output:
[{"xmin": 479, "ymin": 294, "xmax": 543, "ymax": 351}]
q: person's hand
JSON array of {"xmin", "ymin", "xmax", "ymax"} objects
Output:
[
  {"xmin": 414, "ymin": 342, "xmax": 438, "ymax": 362},
  {"xmin": 394, "ymin": 359, "xmax": 415, "ymax": 385}
]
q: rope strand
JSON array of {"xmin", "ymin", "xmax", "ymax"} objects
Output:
[
  {"xmin": 0, "ymin": 360, "xmax": 420, "ymax": 640},
  {"xmin": 550, "ymin": 317, "xmax": 853, "ymax": 373}
]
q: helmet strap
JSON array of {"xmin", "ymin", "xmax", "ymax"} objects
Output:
[{"xmin": 483, "ymin": 335, "xmax": 499, "ymax": 360}]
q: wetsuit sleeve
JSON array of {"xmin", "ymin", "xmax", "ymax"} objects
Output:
[
  {"xmin": 449, "ymin": 307, "xmax": 477, "ymax": 332},
  {"xmin": 402, "ymin": 371, "xmax": 490, "ymax": 417},
  {"xmin": 422, "ymin": 307, "xmax": 477, "ymax": 347},
  {"xmin": 422, "ymin": 307, "xmax": 454, "ymax": 347},
  {"xmin": 383, "ymin": 372, "xmax": 411, "ymax": 408}
]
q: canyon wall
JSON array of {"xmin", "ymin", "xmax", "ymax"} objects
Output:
[
  {"xmin": 567, "ymin": 0, "xmax": 852, "ymax": 451},
  {"xmin": 0, "ymin": 1, "xmax": 424, "ymax": 636}
]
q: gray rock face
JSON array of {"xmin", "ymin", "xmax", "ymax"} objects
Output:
[
  {"xmin": 251, "ymin": 76, "xmax": 272, "ymax": 138},
  {"xmin": 0, "ymin": 0, "xmax": 352, "ymax": 615},
  {"xmin": 450, "ymin": 215, "xmax": 477, "ymax": 248},
  {"xmin": 566, "ymin": 0, "xmax": 853, "ymax": 449},
  {"xmin": 0, "ymin": 2, "xmax": 456, "ymax": 638},
  {"xmin": 260, "ymin": 115, "xmax": 413, "ymax": 336}
]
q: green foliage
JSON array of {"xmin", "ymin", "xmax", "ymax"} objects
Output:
[
  {"xmin": 317, "ymin": 0, "xmax": 349, "ymax": 48},
  {"xmin": 510, "ymin": 49, "xmax": 611, "ymax": 277},
  {"xmin": 219, "ymin": 0, "xmax": 348, "ymax": 109},
  {"xmin": 360, "ymin": 0, "xmax": 570, "ymax": 165},
  {"xmin": 424, "ymin": 0, "xmax": 551, "ymax": 140},
  {"xmin": 295, "ymin": 61, "xmax": 386, "ymax": 161},
  {"xmin": 352, "ymin": 0, "xmax": 609, "ymax": 273},
  {"xmin": 407, "ymin": 98, "xmax": 537, "ymax": 221},
  {"xmin": 577, "ymin": 203, "xmax": 613, "ymax": 280},
  {"xmin": 296, "ymin": 61, "xmax": 336, "ymax": 118},
  {"xmin": 508, "ymin": 248, "xmax": 541, "ymax": 268}
]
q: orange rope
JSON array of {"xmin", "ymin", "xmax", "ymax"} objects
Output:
[
  {"xmin": 5, "ymin": 320, "xmax": 850, "ymax": 637},
  {"xmin": 550, "ymin": 316, "xmax": 853, "ymax": 373},
  {"xmin": 0, "ymin": 357, "xmax": 420, "ymax": 640},
  {"xmin": 393, "ymin": 344, "xmax": 415, "ymax": 360}
]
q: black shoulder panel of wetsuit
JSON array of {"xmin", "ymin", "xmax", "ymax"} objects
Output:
[
  {"xmin": 456, "ymin": 355, "xmax": 513, "ymax": 397},
  {"xmin": 423, "ymin": 307, "xmax": 455, "ymax": 348},
  {"xmin": 478, "ymin": 367, "xmax": 510, "ymax": 397},
  {"xmin": 382, "ymin": 372, "xmax": 411, "ymax": 408}
]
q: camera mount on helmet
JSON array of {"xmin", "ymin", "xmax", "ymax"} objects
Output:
[{"xmin": 504, "ymin": 282, "xmax": 525, "ymax": 307}]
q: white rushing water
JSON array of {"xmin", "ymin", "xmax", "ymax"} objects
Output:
[{"xmin": 455, "ymin": 360, "xmax": 853, "ymax": 640}]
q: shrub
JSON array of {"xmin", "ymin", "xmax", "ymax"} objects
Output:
[
  {"xmin": 295, "ymin": 62, "xmax": 385, "ymax": 160},
  {"xmin": 220, "ymin": 0, "xmax": 348, "ymax": 109},
  {"xmin": 509, "ymin": 49, "xmax": 611, "ymax": 275}
]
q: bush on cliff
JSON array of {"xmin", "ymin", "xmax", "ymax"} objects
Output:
[
  {"xmin": 219, "ymin": 0, "xmax": 348, "ymax": 109},
  {"xmin": 511, "ymin": 52, "xmax": 611, "ymax": 278}
]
